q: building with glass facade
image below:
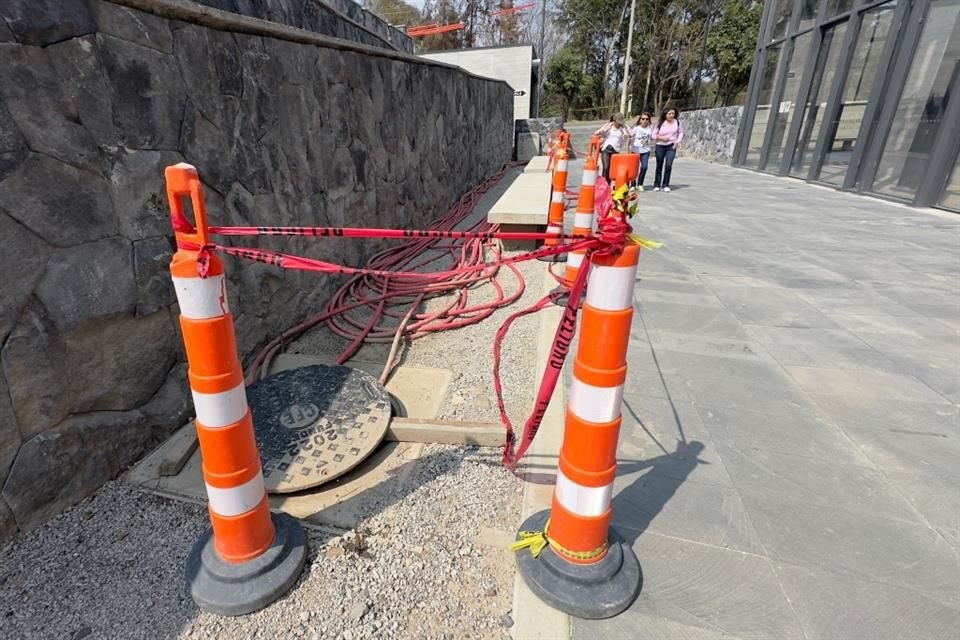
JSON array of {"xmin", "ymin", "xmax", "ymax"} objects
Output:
[{"xmin": 734, "ymin": 0, "xmax": 960, "ymax": 212}]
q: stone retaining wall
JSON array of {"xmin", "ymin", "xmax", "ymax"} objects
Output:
[
  {"xmin": 194, "ymin": 0, "xmax": 414, "ymax": 52},
  {"xmin": 0, "ymin": 0, "xmax": 512, "ymax": 540},
  {"xmin": 677, "ymin": 106, "xmax": 744, "ymax": 164}
]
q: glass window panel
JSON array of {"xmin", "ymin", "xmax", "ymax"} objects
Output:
[
  {"xmin": 798, "ymin": 0, "xmax": 819, "ymax": 31},
  {"xmin": 765, "ymin": 32, "xmax": 815, "ymax": 170},
  {"xmin": 939, "ymin": 153, "xmax": 960, "ymax": 211},
  {"xmin": 791, "ymin": 22, "xmax": 850, "ymax": 177},
  {"xmin": 870, "ymin": 0, "xmax": 960, "ymax": 200},
  {"xmin": 818, "ymin": 1, "xmax": 898, "ymax": 185},
  {"xmin": 772, "ymin": 0, "xmax": 794, "ymax": 39},
  {"xmin": 744, "ymin": 44, "xmax": 784, "ymax": 167},
  {"xmin": 828, "ymin": 0, "xmax": 854, "ymax": 16}
]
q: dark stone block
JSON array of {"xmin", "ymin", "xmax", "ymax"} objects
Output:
[
  {"xmin": 0, "ymin": 211, "xmax": 52, "ymax": 342},
  {"xmin": 0, "ymin": 44, "xmax": 106, "ymax": 175},
  {"xmin": 0, "ymin": 369, "xmax": 20, "ymax": 490},
  {"xmin": 133, "ymin": 236, "xmax": 176, "ymax": 317},
  {"xmin": 110, "ymin": 149, "xmax": 185, "ymax": 241},
  {"xmin": 94, "ymin": 3, "xmax": 173, "ymax": 53},
  {"xmin": 36, "ymin": 236, "xmax": 136, "ymax": 330},
  {"xmin": 0, "ymin": 153, "xmax": 116, "ymax": 247},
  {"xmin": 99, "ymin": 34, "xmax": 184, "ymax": 150},
  {"xmin": 0, "ymin": 0, "xmax": 95, "ymax": 47},
  {"xmin": 0, "ymin": 498, "xmax": 15, "ymax": 542},
  {"xmin": 1, "ymin": 362, "xmax": 189, "ymax": 531},
  {"xmin": 46, "ymin": 35, "xmax": 117, "ymax": 148}
]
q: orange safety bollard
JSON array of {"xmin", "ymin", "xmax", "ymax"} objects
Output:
[
  {"xmin": 513, "ymin": 156, "xmax": 643, "ymax": 620},
  {"xmin": 554, "ymin": 134, "xmax": 602, "ymax": 302},
  {"xmin": 538, "ymin": 141, "xmax": 570, "ymax": 263},
  {"xmin": 166, "ymin": 163, "xmax": 307, "ymax": 616}
]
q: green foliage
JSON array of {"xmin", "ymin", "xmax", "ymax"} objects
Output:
[
  {"xmin": 545, "ymin": 46, "xmax": 590, "ymax": 119},
  {"xmin": 708, "ymin": 0, "xmax": 763, "ymax": 105},
  {"xmin": 368, "ymin": 0, "xmax": 423, "ymax": 27}
]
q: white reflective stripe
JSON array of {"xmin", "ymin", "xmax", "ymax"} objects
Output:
[
  {"xmin": 546, "ymin": 224, "xmax": 562, "ymax": 233},
  {"xmin": 581, "ymin": 170, "xmax": 597, "ymax": 186},
  {"xmin": 585, "ymin": 264, "xmax": 638, "ymax": 311},
  {"xmin": 557, "ymin": 159, "xmax": 569, "ymax": 171},
  {"xmin": 551, "ymin": 191, "xmax": 564, "ymax": 203},
  {"xmin": 555, "ymin": 469, "xmax": 613, "ymax": 517},
  {"xmin": 574, "ymin": 213, "xmax": 594, "ymax": 228},
  {"xmin": 173, "ymin": 275, "xmax": 229, "ymax": 320},
  {"xmin": 567, "ymin": 251, "xmax": 584, "ymax": 269},
  {"xmin": 206, "ymin": 473, "xmax": 266, "ymax": 517},
  {"xmin": 569, "ymin": 378, "xmax": 623, "ymax": 423},
  {"xmin": 192, "ymin": 383, "xmax": 248, "ymax": 428}
]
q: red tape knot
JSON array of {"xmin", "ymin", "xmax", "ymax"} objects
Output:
[{"xmin": 196, "ymin": 243, "xmax": 215, "ymax": 278}]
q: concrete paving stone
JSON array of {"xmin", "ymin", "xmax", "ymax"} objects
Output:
[
  {"xmin": 612, "ymin": 469, "xmax": 764, "ymax": 553},
  {"xmin": 634, "ymin": 288, "xmax": 727, "ymax": 308},
  {"xmin": 619, "ymin": 393, "xmax": 733, "ymax": 487},
  {"xmin": 696, "ymin": 404, "xmax": 871, "ymax": 466},
  {"xmin": 574, "ymin": 533, "xmax": 806, "ymax": 640},
  {"xmin": 741, "ymin": 493, "xmax": 960, "ymax": 608},
  {"xmin": 831, "ymin": 313, "xmax": 956, "ymax": 343},
  {"xmin": 862, "ymin": 345, "xmax": 960, "ymax": 402},
  {"xmin": 635, "ymin": 301, "xmax": 754, "ymax": 339},
  {"xmin": 646, "ymin": 331, "xmax": 776, "ymax": 364},
  {"xmin": 784, "ymin": 366, "xmax": 948, "ymax": 404},
  {"xmin": 745, "ymin": 325, "xmax": 898, "ymax": 370},
  {"xmin": 881, "ymin": 469, "xmax": 960, "ymax": 538},
  {"xmin": 715, "ymin": 441, "xmax": 920, "ymax": 523},
  {"xmin": 841, "ymin": 425, "xmax": 960, "ymax": 482},
  {"xmin": 774, "ymin": 562, "xmax": 960, "ymax": 640},
  {"xmin": 706, "ymin": 283, "xmax": 842, "ymax": 329},
  {"xmin": 634, "ymin": 270, "xmax": 713, "ymax": 294},
  {"xmin": 807, "ymin": 392, "xmax": 959, "ymax": 434}
]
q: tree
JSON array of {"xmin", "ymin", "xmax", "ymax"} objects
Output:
[
  {"xmin": 708, "ymin": 0, "xmax": 763, "ymax": 105},
  {"xmin": 557, "ymin": 0, "xmax": 630, "ymax": 108},
  {"xmin": 546, "ymin": 46, "xmax": 588, "ymax": 120},
  {"xmin": 367, "ymin": 0, "xmax": 423, "ymax": 27}
]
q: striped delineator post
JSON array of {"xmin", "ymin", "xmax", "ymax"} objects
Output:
[
  {"xmin": 553, "ymin": 135, "xmax": 602, "ymax": 303},
  {"xmin": 514, "ymin": 243, "xmax": 642, "ymax": 619},
  {"xmin": 166, "ymin": 163, "xmax": 307, "ymax": 616},
  {"xmin": 538, "ymin": 143, "xmax": 569, "ymax": 263}
]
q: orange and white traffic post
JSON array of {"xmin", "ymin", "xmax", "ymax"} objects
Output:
[
  {"xmin": 166, "ymin": 163, "xmax": 307, "ymax": 616},
  {"xmin": 539, "ymin": 136, "xmax": 570, "ymax": 263},
  {"xmin": 554, "ymin": 134, "xmax": 602, "ymax": 300},
  {"xmin": 514, "ymin": 155, "xmax": 642, "ymax": 619}
]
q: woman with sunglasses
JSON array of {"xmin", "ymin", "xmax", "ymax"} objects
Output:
[{"xmin": 629, "ymin": 113, "xmax": 653, "ymax": 191}]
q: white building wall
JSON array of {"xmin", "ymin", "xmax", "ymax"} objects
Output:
[{"xmin": 421, "ymin": 45, "xmax": 533, "ymax": 120}]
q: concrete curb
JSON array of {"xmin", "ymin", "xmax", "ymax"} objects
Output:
[{"xmin": 510, "ymin": 268, "xmax": 571, "ymax": 640}]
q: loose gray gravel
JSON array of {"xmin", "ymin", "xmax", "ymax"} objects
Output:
[{"xmin": 0, "ymin": 444, "xmax": 522, "ymax": 639}]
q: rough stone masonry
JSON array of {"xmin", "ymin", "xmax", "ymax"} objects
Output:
[{"xmin": 0, "ymin": 0, "xmax": 513, "ymax": 541}]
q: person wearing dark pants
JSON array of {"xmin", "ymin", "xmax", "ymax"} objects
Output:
[
  {"xmin": 630, "ymin": 113, "xmax": 652, "ymax": 191},
  {"xmin": 594, "ymin": 112, "xmax": 630, "ymax": 183},
  {"xmin": 653, "ymin": 107, "xmax": 683, "ymax": 192}
]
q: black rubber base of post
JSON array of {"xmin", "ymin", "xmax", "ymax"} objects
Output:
[
  {"xmin": 186, "ymin": 512, "xmax": 308, "ymax": 616},
  {"xmin": 536, "ymin": 253, "xmax": 568, "ymax": 263},
  {"xmin": 550, "ymin": 285, "xmax": 585, "ymax": 307},
  {"xmin": 515, "ymin": 510, "xmax": 642, "ymax": 620}
]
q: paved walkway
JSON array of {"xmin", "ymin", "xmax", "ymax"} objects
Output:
[{"xmin": 567, "ymin": 158, "xmax": 960, "ymax": 639}]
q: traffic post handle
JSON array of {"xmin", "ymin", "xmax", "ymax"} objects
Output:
[{"xmin": 165, "ymin": 163, "xmax": 307, "ymax": 616}]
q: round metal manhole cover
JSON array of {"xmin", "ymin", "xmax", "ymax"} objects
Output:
[{"xmin": 247, "ymin": 365, "xmax": 391, "ymax": 494}]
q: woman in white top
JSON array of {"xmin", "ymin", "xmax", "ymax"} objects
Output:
[
  {"xmin": 594, "ymin": 112, "xmax": 631, "ymax": 183},
  {"xmin": 629, "ymin": 112, "xmax": 653, "ymax": 191}
]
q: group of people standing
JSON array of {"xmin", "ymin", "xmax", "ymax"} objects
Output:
[{"xmin": 594, "ymin": 108, "xmax": 683, "ymax": 192}]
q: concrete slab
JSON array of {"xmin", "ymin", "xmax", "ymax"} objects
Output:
[
  {"xmin": 774, "ymin": 562, "xmax": 960, "ymax": 640},
  {"xmin": 523, "ymin": 156, "xmax": 549, "ymax": 173},
  {"xmin": 573, "ymin": 533, "xmax": 807, "ymax": 640},
  {"xmin": 487, "ymin": 172, "xmax": 551, "ymax": 226},
  {"xmin": 741, "ymin": 493, "xmax": 960, "ymax": 609}
]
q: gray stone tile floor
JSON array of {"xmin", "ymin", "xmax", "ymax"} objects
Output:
[{"xmin": 561, "ymin": 158, "xmax": 960, "ymax": 639}]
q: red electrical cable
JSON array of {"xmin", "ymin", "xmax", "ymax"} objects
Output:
[{"xmin": 246, "ymin": 165, "xmax": 538, "ymax": 384}]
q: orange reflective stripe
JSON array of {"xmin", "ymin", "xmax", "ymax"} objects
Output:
[
  {"xmin": 576, "ymin": 306, "xmax": 632, "ymax": 371},
  {"xmin": 547, "ymin": 497, "xmax": 611, "ymax": 564},
  {"xmin": 197, "ymin": 415, "xmax": 263, "ymax": 487},
  {"xmin": 209, "ymin": 498, "xmax": 275, "ymax": 562},
  {"xmin": 560, "ymin": 411, "xmax": 621, "ymax": 478}
]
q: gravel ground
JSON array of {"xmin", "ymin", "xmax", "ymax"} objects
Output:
[{"xmin": 0, "ymin": 444, "xmax": 522, "ymax": 640}]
